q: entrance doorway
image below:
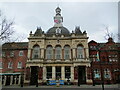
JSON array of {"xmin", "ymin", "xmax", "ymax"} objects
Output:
[
  {"xmin": 30, "ymin": 66, "xmax": 38, "ymax": 85},
  {"xmin": 78, "ymin": 66, "xmax": 86, "ymax": 86}
]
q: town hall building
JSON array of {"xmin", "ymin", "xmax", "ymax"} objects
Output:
[{"xmin": 25, "ymin": 7, "xmax": 91, "ymax": 85}]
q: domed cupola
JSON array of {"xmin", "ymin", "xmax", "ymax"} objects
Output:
[{"xmin": 46, "ymin": 7, "xmax": 70, "ymax": 37}]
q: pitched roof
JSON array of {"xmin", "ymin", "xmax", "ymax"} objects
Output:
[{"xmin": 2, "ymin": 42, "xmax": 28, "ymax": 50}]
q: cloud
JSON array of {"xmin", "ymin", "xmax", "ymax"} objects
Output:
[{"xmin": 0, "ymin": 2, "xmax": 118, "ymax": 42}]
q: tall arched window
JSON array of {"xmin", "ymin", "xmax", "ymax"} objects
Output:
[
  {"xmin": 64, "ymin": 45, "xmax": 70, "ymax": 60},
  {"xmin": 77, "ymin": 45, "xmax": 84, "ymax": 59},
  {"xmin": 55, "ymin": 46, "xmax": 62, "ymax": 59},
  {"xmin": 32, "ymin": 45, "xmax": 40, "ymax": 59},
  {"xmin": 46, "ymin": 46, "xmax": 53, "ymax": 59}
]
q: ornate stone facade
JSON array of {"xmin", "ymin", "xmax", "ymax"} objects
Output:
[{"xmin": 25, "ymin": 7, "xmax": 92, "ymax": 85}]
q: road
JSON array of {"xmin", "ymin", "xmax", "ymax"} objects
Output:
[
  {"xmin": 1, "ymin": 84, "xmax": 120, "ymax": 90},
  {"xmin": 2, "ymin": 88, "xmax": 120, "ymax": 90}
]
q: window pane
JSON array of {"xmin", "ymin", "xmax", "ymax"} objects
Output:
[
  {"xmin": 17, "ymin": 62, "xmax": 22, "ymax": 69},
  {"xmin": 46, "ymin": 46, "xmax": 53, "ymax": 59},
  {"xmin": 0, "ymin": 62, "xmax": 3, "ymax": 69},
  {"xmin": 55, "ymin": 46, "xmax": 61, "ymax": 59},
  {"xmin": 77, "ymin": 46, "xmax": 84, "ymax": 59},
  {"xmin": 32, "ymin": 46, "xmax": 40, "ymax": 59},
  {"xmin": 8, "ymin": 62, "xmax": 13, "ymax": 69},
  {"xmin": 10, "ymin": 51, "xmax": 14, "ymax": 57},
  {"xmin": 64, "ymin": 46, "xmax": 70, "ymax": 59},
  {"xmin": 65, "ymin": 66, "xmax": 71, "ymax": 78},
  {"xmin": 56, "ymin": 66, "xmax": 61, "ymax": 78},
  {"xmin": 94, "ymin": 69, "xmax": 101, "ymax": 79},
  {"xmin": 19, "ymin": 51, "xmax": 24, "ymax": 56},
  {"xmin": 46, "ymin": 66, "xmax": 52, "ymax": 78}
]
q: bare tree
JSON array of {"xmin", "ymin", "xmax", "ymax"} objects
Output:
[
  {"xmin": 0, "ymin": 10, "xmax": 14, "ymax": 42},
  {"xmin": 104, "ymin": 26, "xmax": 115, "ymax": 40}
]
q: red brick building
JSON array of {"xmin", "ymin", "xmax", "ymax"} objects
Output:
[
  {"xmin": 88, "ymin": 38, "xmax": 120, "ymax": 84},
  {"xmin": 1, "ymin": 42, "xmax": 28, "ymax": 85}
]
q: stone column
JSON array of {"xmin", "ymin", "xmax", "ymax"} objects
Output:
[
  {"xmin": 72, "ymin": 48, "xmax": 76, "ymax": 60},
  {"xmin": 62, "ymin": 49, "xmax": 64, "ymax": 61},
  {"xmin": 0, "ymin": 75, "xmax": 2, "ymax": 86},
  {"xmin": 86, "ymin": 48, "xmax": 89, "ymax": 60},
  {"xmin": 61, "ymin": 66, "xmax": 65, "ymax": 80},
  {"xmin": 71, "ymin": 66, "xmax": 74, "ymax": 82},
  {"xmin": 3, "ymin": 76, "xmax": 6, "ymax": 85},
  {"xmin": 10, "ymin": 76, "xmax": 13, "ymax": 85},
  {"xmin": 27, "ymin": 48, "xmax": 31, "ymax": 60},
  {"xmin": 18, "ymin": 75, "xmax": 21, "ymax": 85},
  {"xmin": 41, "ymin": 48, "xmax": 44, "ymax": 59},
  {"xmin": 14, "ymin": 76, "xmax": 17, "ymax": 85},
  {"xmin": 43, "ymin": 66, "xmax": 46, "ymax": 80},
  {"xmin": 52, "ymin": 66, "xmax": 56, "ymax": 80},
  {"xmin": 84, "ymin": 48, "xmax": 86, "ymax": 59}
]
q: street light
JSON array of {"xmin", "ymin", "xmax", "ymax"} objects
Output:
[
  {"xmin": 20, "ymin": 67, "xmax": 24, "ymax": 87},
  {"xmin": 91, "ymin": 60, "xmax": 95, "ymax": 86},
  {"xmin": 67, "ymin": 76, "xmax": 70, "ymax": 85},
  {"xmin": 36, "ymin": 69, "xmax": 38, "ymax": 87},
  {"xmin": 97, "ymin": 46, "xmax": 104, "ymax": 90}
]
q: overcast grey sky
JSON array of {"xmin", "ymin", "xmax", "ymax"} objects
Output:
[{"xmin": 0, "ymin": 2, "xmax": 118, "ymax": 42}]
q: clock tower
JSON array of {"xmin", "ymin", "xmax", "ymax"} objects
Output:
[{"xmin": 54, "ymin": 7, "xmax": 63, "ymax": 27}]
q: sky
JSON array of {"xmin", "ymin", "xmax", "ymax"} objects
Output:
[{"xmin": 0, "ymin": 1, "xmax": 119, "ymax": 42}]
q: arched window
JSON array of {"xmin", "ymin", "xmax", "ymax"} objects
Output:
[
  {"xmin": 46, "ymin": 46, "xmax": 53, "ymax": 59},
  {"xmin": 104, "ymin": 69, "xmax": 111, "ymax": 79},
  {"xmin": 64, "ymin": 45, "xmax": 70, "ymax": 60},
  {"xmin": 55, "ymin": 46, "xmax": 62, "ymax": 59},
  {"xmin": 94, "ymin": 69, "xmax": 101, "ymax": 79},
  {"xmin": 32, "ymin": 45, "xmax": 40, "ymax": 59},
  {"xmin": 77, "ymin": 45, "xmax": 84, "ymax": 59}
]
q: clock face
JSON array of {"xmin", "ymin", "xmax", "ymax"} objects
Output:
[{"xmin": 54, "ymin": 18, "xmax": 62, "ymax": 24}]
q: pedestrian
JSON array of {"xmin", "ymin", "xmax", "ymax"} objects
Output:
[{"xmin": 56, "ymin": 76, "xmax": 60, "ymax": 87}]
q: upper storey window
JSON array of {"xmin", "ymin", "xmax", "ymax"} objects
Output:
[
  {"xmin": 2, "ymin": 52, "xmax": 5, "ymax": 57},
  {"xmin": 77, "ymin": 45, "xmax": 84, "ymax": 59},
  {"xmin": 46, "ymin": 46, "xmax": 53, "ymax": 59},
  {"xmin": 64, "ymin": 45, "xmax": 70, "ymax": 60},
  {"xmin": 56, "ymin": 28, "xmax": 61, "ymax": 34},
  {"xmin": 10, "ymin": 51, "xmax": 14, "ymax": 57},
  {"xmin": 32, "ymin": 45, "xmax": 40, "ymax": 59},
  {"xmin": 90, "ymin": 46, "xmax": 96, "ymax": 49},
  {"xmin": 19, "ymin": 51, "xmax": 24, "ymax": 56},
  {"xmin": 55, "ymin": 46, "xmax": 62, "ymax": 59}
]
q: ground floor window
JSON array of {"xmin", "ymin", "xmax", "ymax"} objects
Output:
[
  {"xmin": 94, "ymin": 69, "xmax": 101, "ymax": 79},
  {"xmin": 56, "ymin": 66, "xmax": 61, "ymax": 79},
  {"xmin": 46, "ymin": 66, "xmax": 52, "ymax": 79},
  {"xmin": 104, "ymin": 69, "xmax": 111, "ymax": 79},
  {"xmin": 65, "ymin": 66, "xmax": 71, "ymax": 79}
]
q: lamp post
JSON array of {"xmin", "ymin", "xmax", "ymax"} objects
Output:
[
  {"xmin": 97, "ymin": 47, "xmax": 104, "ymax": 90},
  {"xmin": 36, "ymin": 69, "xmax": 38, "ymax": 87},
  {"xmin": 91, "ymin": 60, "xmax": 95, "ymax": 86},
  {"xmin": 20, "ymin": 67, "xmax": 24, "ymax": 87}
]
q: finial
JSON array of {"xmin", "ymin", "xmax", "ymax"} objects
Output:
[
  {"xmin": 55, "ymin": 6, "xmax": 61, "ymax": 15},
  {"xmin": 37, "ymin": 26, "xmax": 41, "ymax": 30}
]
